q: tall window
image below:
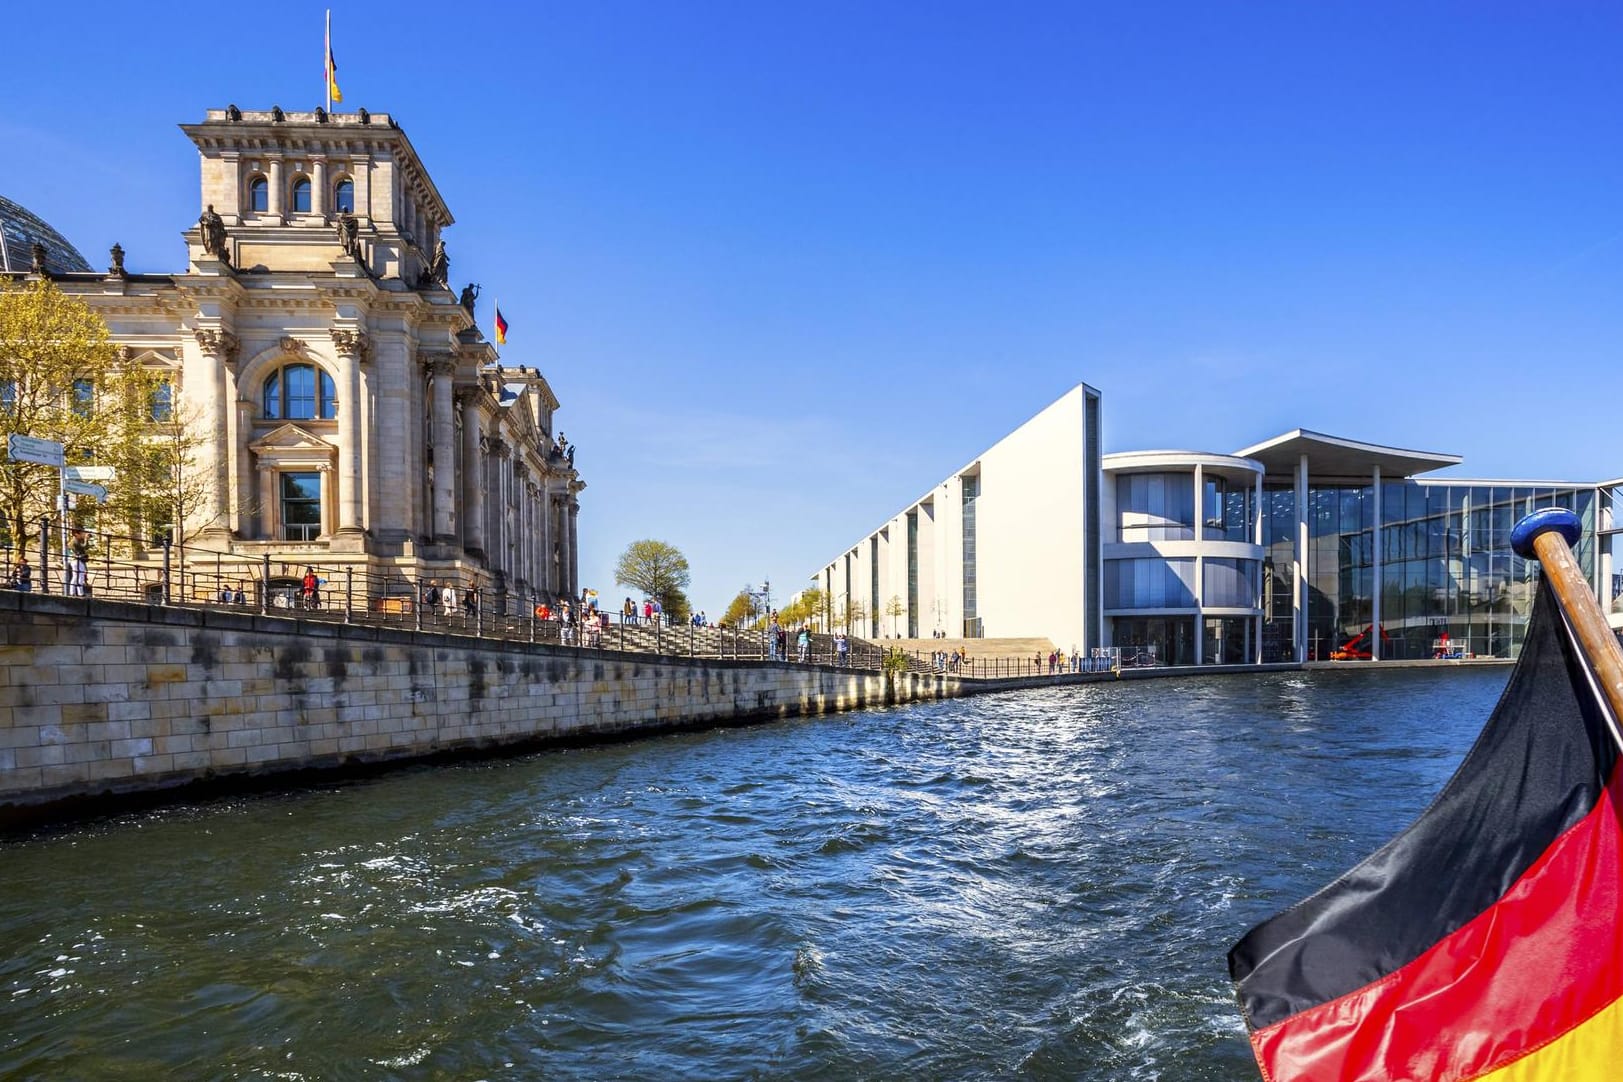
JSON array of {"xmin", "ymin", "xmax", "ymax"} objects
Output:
[
  {"xmin": 71, "ymin": 379, "xmax": 94, "ymax": 418},
  {"xmin": 248, "ymin": 176, "xmax": 268, "ymax": 213},
  {"xmin": 291, "ymin": 177, "xmax": 312, "ymax": 213},
  {"xmin": 150, "ymin": 380, "xmax": 173, "ymax": 422},
  {"xmin": 280, "ymin": 472, "xmax": 322, "ymax": 540},
  {"xmin": 0, "ymin": 379, "xmax": 14, "ymax": 414},
  {"xmin": 262, "ymin": 363, "xmax": 336, "ymax": 420},
  {"xmin": 334, "ymin": 178, "xmax": 354, "ymax": 214}
]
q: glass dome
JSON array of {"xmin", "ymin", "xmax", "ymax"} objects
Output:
[{"xmin": 0, "ymin": 195, "xmax": 93, "ymax": 275}]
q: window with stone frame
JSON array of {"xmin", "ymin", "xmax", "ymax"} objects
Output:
[
  {"xmin": 334, "ymin": 178, "xmax": 354, "ymax": 214},
  {"xmin": 248, "ymin": 175, "xmax": 269, "ymax": 213},
  {"xmin": 262, "ymin": 363, "xmax": 336, "ymax": 420},
  {"xmin": 291, "ymin": 176, "xmax": 312, "ymax": 214}
]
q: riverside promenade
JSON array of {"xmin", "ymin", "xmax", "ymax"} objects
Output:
[{"xmin": 0, "ymin": 586, "xmax": 1317, "ymax": 825}]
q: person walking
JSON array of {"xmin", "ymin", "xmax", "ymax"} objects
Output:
[
  {"xmin": 797, "ymin": 627, "xmax": 810, "ymax": 663},
  {"xmin": 836, "ymin": 632, "xmax": 849, "ymax": 667},
  {"xmin": 68, "ymin": 528, "xmax": 90, "ymax": 597},
  {"xmin": 441, "ymin": 580, "xmax": 459, "ymax": 618}
]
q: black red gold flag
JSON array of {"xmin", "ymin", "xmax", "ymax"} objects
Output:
[{"xmin": 1229, "ymin": 574, "xmax": 1623, "ymax": 1080}]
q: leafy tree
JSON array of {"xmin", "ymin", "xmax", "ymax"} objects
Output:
[
  {"xmin": 0, "ymin": 280, "xmax": 153, "ymax": 558},
  {"xmin": 722, "ymin": 587, "xmax": 756, "ymax": 628},
  {"xmin": 885, "ymin": 594, "xmax": 906, "ymax": 636},
  {"xmin": 614, "ymin": 538, "xmax": 691, "ymax": 616}
]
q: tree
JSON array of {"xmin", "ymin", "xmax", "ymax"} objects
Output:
[
  {"xmin": 885, "ymin": 594, "xmax": 906, "ymax": 637},
  {"xmin": 0, "ymin": 280, "xmax": 152, "ymax": 557},
  {"xmin": 721, "ymin": 588, "xmax": 756, "ymax": 627},
  {"xmin": 614, "ymin": 539, "xmax": 691, "ymax": 616}
]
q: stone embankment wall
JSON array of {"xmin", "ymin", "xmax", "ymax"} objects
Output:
[{"xmin": 0, "ymin": 593, "xmax": 962, "ymax": 819}]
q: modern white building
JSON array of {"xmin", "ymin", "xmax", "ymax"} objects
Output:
[
  {"xmin": 815, "ymin": 388, "xmax": 1622, "ymax": 663},
  {"xmin": 816, "ymin": 383, "xmax": 1103, "ymax": 652}
]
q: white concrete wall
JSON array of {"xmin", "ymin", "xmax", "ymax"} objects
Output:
[{"xmin": 974, "ymin": 387, "xmax": 1089, "ymax": 650}]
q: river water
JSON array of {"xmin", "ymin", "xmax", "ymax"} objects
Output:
[{"xmin": 1, "ymin": 667, "xmax": 1510, "ymax": 1080}]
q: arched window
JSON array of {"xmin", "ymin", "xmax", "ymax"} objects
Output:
[
  {"xmin": 262, "ymin": 363, "xmax": 336, "ymax": 420},
  {"xmin": 291, "ymin": 176, "xmax": 312, "ymax": 214},
  {"xmin": 248, "ymin": 176, "xmax": 269, "ymax": 213},
  {"xmin": 334, "ymin": 178, "xmax": 354, "ymax": 214}
]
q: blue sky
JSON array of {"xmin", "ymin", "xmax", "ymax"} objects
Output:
[{"xmin": 4, "ymin": 1, "xmax": 1619, "ymax": 613}]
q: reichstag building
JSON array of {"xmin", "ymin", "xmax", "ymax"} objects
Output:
[{"xmin": 1, "ymin": 107, "xmax": 582, "ymax": 606}]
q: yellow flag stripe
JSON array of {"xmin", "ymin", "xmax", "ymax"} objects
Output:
[{"xmin": 1471, "ymin": 993, "xmax": 1623, "ymax": 1081}]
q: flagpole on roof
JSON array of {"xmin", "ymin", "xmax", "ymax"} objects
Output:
[
  {"xmin": 1512, "ymin": 507, "xmax": 1623, "ymax": 731},
  {"xmin": 325, "ymin": 11, "xmax": 331, "ymax": 114}
]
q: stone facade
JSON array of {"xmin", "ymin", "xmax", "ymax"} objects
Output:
[
  {"xmin": 0, "ymin": 593, "xmax": 965, "ymax": 816},
  {"xmin": 32, "ymin": 108, "xmax": 583, "ymax": 602}
]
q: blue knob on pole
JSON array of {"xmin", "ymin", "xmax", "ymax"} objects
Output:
[{"xmin": 1510, "ymin": 507, "xmax": 1582, "ymax": 559}]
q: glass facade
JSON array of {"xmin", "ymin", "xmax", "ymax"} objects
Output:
[
  {"xmin": 961, "ymin": 475, "xmax": 980, "ymax": 637},
  {"xmin": 906, "ymin": 511, "xmax": 918, "ymax": 639},
  {"xmin": 1117, "ymin": 473, "xmax": 1194, "ymax": 541},
  {"xmin": 1114, "ymin": 616, "xmax": 1195, "ymax": 667},
  {"xmin": 1260, "ymin": 480, "xmax": 1600, "ymax": 661},
  {"xmin": 1104, "ymin": 557, "xmax": 1197, "ymax": 609}
]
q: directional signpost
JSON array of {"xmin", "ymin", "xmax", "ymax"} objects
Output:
[
  {"xmin": 6, "ymin": 434, "xmax": 65, "ymax": 468},
  {"xmin": 65, "ymin": 480, "xmax": 108, "ymax": 501}
]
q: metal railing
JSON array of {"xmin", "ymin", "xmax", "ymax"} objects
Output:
[{"xmin": 0, "ymin": 525, "xmax": 932, "ymax": 674}]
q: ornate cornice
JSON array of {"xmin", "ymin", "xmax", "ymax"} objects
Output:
[
  {"xmin": 279, "ymin": 335, "xmax": 307, "ymax": 354},
  {"xmin": 194, "ymin": 328, "xmax": 239, "ymax": 360}
]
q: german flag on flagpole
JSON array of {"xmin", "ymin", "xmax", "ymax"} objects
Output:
[
  {"xmin": 325, "ymin": 10, "xmax": 343, "ymax": 110},
  {"xmin": 494, "ymin": 305, "xmax": 509, "ymax": 346},
  {"xmin": 1230, "ymin": 534, "xmax": 1623, "ymax": 1079}
]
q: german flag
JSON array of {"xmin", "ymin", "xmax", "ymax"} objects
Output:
[
  {"xmin": 494, "ymin": 306, "xmax": 509, "ymax": 346},
  {"xmin": 1230, "ymin": 574, "xmax": 1623, "ymax": 1080}
]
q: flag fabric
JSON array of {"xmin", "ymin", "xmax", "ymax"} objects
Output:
[
  {"xmin": 494, "ymin": 307, "xmax": 509, "ymax": 345},
  {"xmin": 1229, "ymin": 575, "xmax": 1623, "ymax": 1081},
  {"xmin": 325, "ymin": 12, "xmax": 343, "ymax": 105}
]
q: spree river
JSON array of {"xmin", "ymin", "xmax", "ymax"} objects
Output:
[{"xmin": 1, "ymin": 668, "xmax": 1510, "ymax": 1080}]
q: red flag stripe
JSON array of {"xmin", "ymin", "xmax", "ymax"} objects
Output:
[{"xmin": 1253, "ymin": 762, "xmax": 1623, "ymax": 1081}]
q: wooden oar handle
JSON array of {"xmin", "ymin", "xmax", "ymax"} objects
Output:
[{"xmin": 1512, "ymin": 508, "xmax": 1623, "ymax": 725}]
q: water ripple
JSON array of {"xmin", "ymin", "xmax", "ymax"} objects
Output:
[{"xmin": 0, "ymin": 667, "xmax": 1508, "ymax": 1079}]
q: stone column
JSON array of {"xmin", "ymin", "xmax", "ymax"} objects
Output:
[
  {"xmin": 268, "ymin": 158, "xmax": 285, "ymax": 219},
  {"xmin": 236, "ymin": 401, "xmax": 255, "ymax": 537},
  {"xmin": 459, "ymin": 393, "xmax": 486, "ymax": 558},
  {"xmin": 538, "ymin": 479, "xmax": 553, "ymax": 595},
  {"xmin": 331, "ymin": 330, "xmax": 368, "ymax": 539},
  {"xmin": 425, "ymin": 355, "xmax": 456, "ymax": 542},
  {"xmin": 258, "ymin": 466, "xmax": 277, "ymax": 539},
  {"xmin": 312, "ymin": 158, "xmax": 328, "ymax": 217},
  {"xmin": 192, "ymin": 329, "xmax": 237, "ymax": 538},
  {"xmin": 567, "ymin": 495, "xmax": 580, "ymax": 598}
]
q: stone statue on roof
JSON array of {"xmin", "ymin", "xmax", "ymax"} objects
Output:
[
  {"xmin": 425, "ymin": 240, "xmax": 448, "ymax": 287},
  {"xmin": 460, "ymin": 282, "xmax": 480, "ymax": 315},
  {"xmin": 336, "ymin": 212, "xmax": 360, "ymax": 258},
  {"xmin": 199, "ymin": 204, "xmax": 228, "ymax": 260}
]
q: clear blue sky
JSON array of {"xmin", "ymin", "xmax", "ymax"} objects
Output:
[{"xmin": 4, "ymin": 1, "xmax": 1619, "ymax": 614}]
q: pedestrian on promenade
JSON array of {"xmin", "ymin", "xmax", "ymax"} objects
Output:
[
  {"xmin": 68, "ymin": 528, "xmax": 90, "ymax": 597},
  {"xmin": 836, "ymin": 632, "xmax": 849, "ymax": 667},
  {"xmin": 624, "ymin": 597, "xmax": 637, "ymax": 624},
  {"xmin": 12, "ymin": 558, "xmax": 32, "ymax": 593},
  {"xmin": 797, "ymin": 627, "xmax": 810, "ymax": 663},
  {"xmin": 302, "ymin": 567, "xmax": 320, "ymax": 610},
  {"xmin": 441, "ymin": 580, "xmax": 459, "ymax": 618}
]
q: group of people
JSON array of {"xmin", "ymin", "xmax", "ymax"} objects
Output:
[
  {"xmin": 534, "ymin": 593, "xmax": 608, "ymax": 646},
  {"xmin": 765, "ymin": 615, "xmax": 852, "ymax": 666},
  {"xmin": 422, "ymin": 577, "xmax": 480, "ymax": 620},
  {"xmin": 929, "ymin": 648, "xmax": 969, "ymax": 673}
]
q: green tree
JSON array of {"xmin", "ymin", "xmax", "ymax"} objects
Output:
[
  {"xmin": 722, "ymin": 587, "xmax": 756, "ymax": 628},
  {"xmin": 0, "ymin": 280, "xmax": 153, "ymax": 557},
  {"xmin": 885, "ymin": 594, "xmax": 906, "ymax": 637},
  {"xmin": 614, "ymin": 538, "xmax": 692, "ymax": 616}
]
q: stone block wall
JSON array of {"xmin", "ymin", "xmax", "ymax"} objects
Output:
[{"xmin": 0, "ymin": 593, "xmax": 960, "ymax": 816}]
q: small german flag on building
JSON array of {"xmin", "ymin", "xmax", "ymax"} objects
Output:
[
  {"xmin": 1230, "ymin": 570, "xmax": 1623, "ymax": 1080},
  {"xmin": 494, "ymin": 306, "xmax": 509, "ymax": 346}
]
